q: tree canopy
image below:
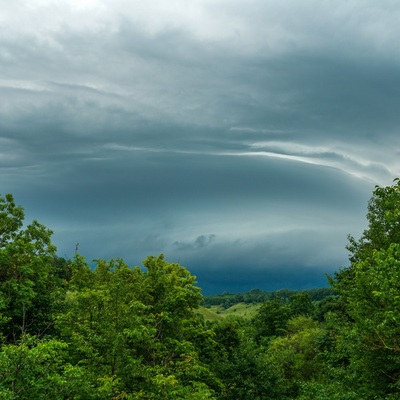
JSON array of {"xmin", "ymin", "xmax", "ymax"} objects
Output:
[{"xmin": 1, "ymin": 182, "xmax": 400, "ymax": 399}]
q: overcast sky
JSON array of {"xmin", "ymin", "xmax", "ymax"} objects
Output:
[{"xmin": 1, "ymin": 0, "xmax": 399, "ymax": 294}]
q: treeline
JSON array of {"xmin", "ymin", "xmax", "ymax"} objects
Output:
[
  {"xmin": 202, "ymin": 287, "xmax": 335, "ymax": 309},
  {"xmin": 0, "ymin": 180, "xmax": 400, "ymax": 398}
]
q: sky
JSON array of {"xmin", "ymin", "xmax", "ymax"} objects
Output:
[{"xmin": 1, "ymin": 0, "xmax": 400, "ymax": 294}]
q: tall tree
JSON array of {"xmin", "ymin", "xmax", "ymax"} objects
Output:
[
  {"xmin": 330, "ymin": 180, "xmax": 400, "ymax": 398},
  {"xmin": 347, "ymin": 178, "xmax": 400, "ymax": 264},
  {"xmin": 56, "ymin": 254, "xmax": 218, "ymax": 398},
  {"xmin": 0, "ymin": 194, "xmax": 57, "ymax": 342}
]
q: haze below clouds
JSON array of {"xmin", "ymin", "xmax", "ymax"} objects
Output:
[{"xmin": 1, "ymin": 0, "xmax": 399, "ymax": 293}]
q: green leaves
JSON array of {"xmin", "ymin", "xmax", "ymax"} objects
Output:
[
  {"xmin": 330, "ymin": 179, "xmax": 400, "ymax": 398},
  {"xmin": 253, "ymin": 297, "xmax": 292, "ymax": 340},
  {"xmin": 143, "ymin": 255, "xmax": 202, "ymax": 314},
  {"xmin": 0, "ymin": 195, "xmax": 58, "ymax": 342},
  {"xmin": 347, "ymin": 179, "xmax": 400, "ymax": 264},
  {"xmin": 266, "ymin": 316, "xmax": 326, "ymax": 397},
  {"xmin": 0, "ymin": 336, "xmax": 94, "ymax": 399},
  {"xmin": 348, "ymin": 244, "xmax": 400, "ymax": 354},
  {"xmin": 54, "ymin": 254, "xmax": 217, "ymax": 398},
  {"xmin": 0, "ymin": 194, "xmax": 24, "ymax": 248}
]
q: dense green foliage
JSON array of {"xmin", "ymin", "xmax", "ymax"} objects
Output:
[{"xmin": 1, "ymin": 180, "xmax": 400, "ymax": 398}]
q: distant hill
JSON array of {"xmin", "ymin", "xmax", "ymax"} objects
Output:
[
  {"xmin": 201, "ymin": 287, "xmax": 335, "ymax": 309},
  {"xmin": 198, "ymin": 302, "xmax": 262, "ymax": 321}
]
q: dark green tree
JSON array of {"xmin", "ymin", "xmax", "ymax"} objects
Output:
[
  {"xmin": 289, "ymin": 292, "xmax": 315, "ymax": 317},
  {"xmin": 253, "ymin": 297, "xmax": 292, "ymax": 340},
  {"xmin": 208, "ymin": 318, "xmax": 278, "ymax": 400}
]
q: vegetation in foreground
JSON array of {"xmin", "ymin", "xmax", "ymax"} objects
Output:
[{"xmin": 0, "ymin": 179, "xmax": 400, "ymax": 398}]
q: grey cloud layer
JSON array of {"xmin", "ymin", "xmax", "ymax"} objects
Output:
[{"xmin": 1, "ymin": 0, "xmax": 398, "ymax": 293}]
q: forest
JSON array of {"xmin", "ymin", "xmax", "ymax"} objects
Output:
[{"xmin": 0, "ymin": 179, "xmax": 400, "ymax": 399}]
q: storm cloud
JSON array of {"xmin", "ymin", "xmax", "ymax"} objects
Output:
[{"xmin": 1, "ymin": 0, "xmax": 399, "ymax": 293}]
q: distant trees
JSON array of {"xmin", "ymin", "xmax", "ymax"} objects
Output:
[{"xmin": 201, "ymin": 287, "xmax": 334, "ymax": 309}]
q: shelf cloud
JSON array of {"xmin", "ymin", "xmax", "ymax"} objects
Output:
[{"xmin": 2, "ymin": 0, "xmax": 399, "ymax": 293}]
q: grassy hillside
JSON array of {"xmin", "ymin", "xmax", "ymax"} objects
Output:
[
  {"xmin": 198, "ymin": 302, "xmax": 261, "ymax": 321},
  {"xmin": 197, "ymin": 306, "xmax": 224, "ymax": 321},
  {"xmin": 199, "ymin": 287, "xmax": 336, "ymax": 321}
]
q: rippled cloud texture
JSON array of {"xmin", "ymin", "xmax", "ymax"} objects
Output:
[{"xmin": 1, "ymin": 0, "xmax": 399, "ymax": 293}]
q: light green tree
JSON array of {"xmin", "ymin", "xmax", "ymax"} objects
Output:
[
  {"xmin": 0, "ymin": 194, "xmax": 57, "ymax": 342},
  {"xmin": 330, "ymin": 179, "xmax": 400, "ymax": 398},
  {"xmin": 57, "ymin": 254, "xmax": 218, "ymax": 398},
  {"xmin": 266, "ymin": 316, "xmax": 325, "ymax": 397},
  {"xmin": 0, "ymin": 336, "xmax": 94, "ymax": 399}
]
